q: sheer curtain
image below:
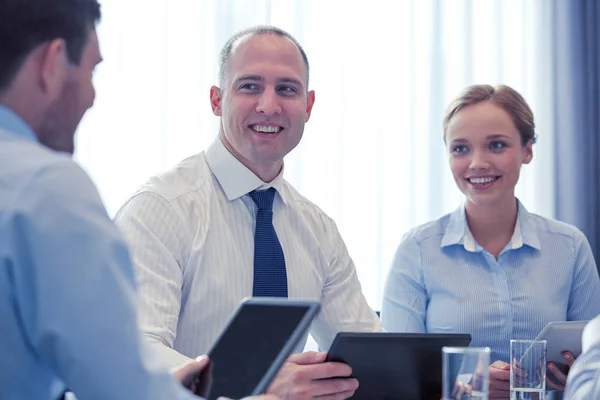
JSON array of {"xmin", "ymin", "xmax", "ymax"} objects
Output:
[{"xmin": 77, "ymin": 0, "xmax": 555, "ymax": 310}]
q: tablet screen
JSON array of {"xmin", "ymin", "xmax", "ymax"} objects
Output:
[
  {"xmin": 205, "ymin": 299, "xmax": 319, "ymax": 400},
  {"xmin": 326, "ymin": 332, "xmax": 472, "ymax": 400}
]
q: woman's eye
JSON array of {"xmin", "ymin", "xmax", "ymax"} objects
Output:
[
  {"xmin": 452, "ymin": 145, "xmax": 468, "ymax": 153},
  {"xmin": 490, "ymin": 141, "xmax": 506, "ymax": 150}
]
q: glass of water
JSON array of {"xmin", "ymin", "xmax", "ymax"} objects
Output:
[
  {"xmin": 442, "ymin": 347, "xmax": 490, "ymax": 400},
  {"xmin": 510, "ymin": 339, "xmax": 547, "ymax": 400}
]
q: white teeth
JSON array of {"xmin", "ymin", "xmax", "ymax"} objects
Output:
[
  {"xmin": 469, "ymin": 177, "xmax": 495, "ymax": 184},
  {"xmin": 252, "ymin": 125, "xmax": 281, "ymax": 133}
]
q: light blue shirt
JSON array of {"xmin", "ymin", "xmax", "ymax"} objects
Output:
[
  {"xmin": 0, "ymin": 105, "xmax": 198, "ymax": 399},
  {"xmin": 565, "ymin": 315, "xmax": 600, "ymax": 399},
  {"xmin": 381, "ymin": 201, "xmax": 600, "ymax": 363}
]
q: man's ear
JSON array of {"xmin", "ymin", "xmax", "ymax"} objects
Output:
[
  {"xmin": 39, "ymin": 39, "xmax": 69, "ymax": 100},
  {"xmin": 210, "ymin": 86, "xmax": 223, "ymax": 116},
  {"xmin": 305, "ymin": 90, "xmax": 315, "ymax": 122}
]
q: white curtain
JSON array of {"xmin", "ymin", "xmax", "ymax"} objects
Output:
[{"xmin": 77, "ymin": 0, "xmax": 555, "ymax": 310}]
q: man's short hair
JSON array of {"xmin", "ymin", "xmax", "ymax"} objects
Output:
[
  {"xmin": 0, "ymin": 0, "xmax": 101, "ymax": 93},
  {"xmin": 217, "ymin": 26, "xmax": 310, "ymax": 90}
]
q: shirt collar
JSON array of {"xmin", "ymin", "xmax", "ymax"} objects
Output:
[
  {"xmin": 0, "ymin": 105, "xmax": 37, "ymax": 142},
  {"xmin": 205, "ymin": 137, "xmax": 288, "ymax": 204},
  {"xmin": 441, "ymin": 199, "xmax": 541, "ymax": 252}
]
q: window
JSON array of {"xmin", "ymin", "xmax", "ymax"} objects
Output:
[{"xmin": 77, "ymin": 0, "xmax": 555, "ymax": 309}]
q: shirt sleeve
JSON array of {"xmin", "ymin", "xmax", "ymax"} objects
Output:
[
  {"xmin": 380, "ymin": 233, "xmax": 428, "ymax": 333},
  {"xmin": 564, "ymin": 316, "xmax": 600, "ymax": 400},
  {"xmin": 567, "ymin": 231, "xmax": 600, "ymax": 321},
  {"xmin": 308, "ymin": 218, "xmax": 381, "ymax": 350},
  {"xmin": 115, "ymin": 191, "xmax": 193, "ymax": 368},
  {"xmin": 10, "ymin": 161, "xmax": 198, "ymax": 400}
]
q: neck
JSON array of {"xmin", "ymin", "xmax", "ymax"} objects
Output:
[
  {"xmin": 249, "ymin": 161, "xmax": 282, "ymax": 183},
  {"xmin": 0, "ymin": 88, "xmax": 42, "ymax": 135},
  {"xmin": 219, "ymin": 131, "xmax": 283, "ymax": 183},
  {"xmin": 465, "ymin": 196, "xmax": 518, "ymax": 247}
]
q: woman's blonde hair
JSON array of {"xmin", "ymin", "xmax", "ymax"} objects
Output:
[{"xmin": 443, "ymin": 84, "xmax": 537, "ymax": 145}]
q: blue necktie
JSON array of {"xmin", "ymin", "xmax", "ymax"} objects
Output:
[{"xmin": 249, "ymin": 188, "xmax": 288, "ymax": 297}]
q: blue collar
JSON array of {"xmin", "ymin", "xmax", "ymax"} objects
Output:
[
  {"xmin": 0, "ymin": 105, "xmax": 37, "ymax": 142},
  {"xmin": 441, "ymin": 199, "xmax": 541, "ymax": 252}
]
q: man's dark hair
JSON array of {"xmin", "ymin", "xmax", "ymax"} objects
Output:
[
  {"xmin": 218, "ymin": 25, "xmax": 310, "ymax": 90},
  {"xmin": 0, "ymin": 0, "xmax": 101, "ymax": 92}
]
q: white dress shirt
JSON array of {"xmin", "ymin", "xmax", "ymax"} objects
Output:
[{"xmin": 115, "ymin": 138, "xmax": 380, "ymax": 368}]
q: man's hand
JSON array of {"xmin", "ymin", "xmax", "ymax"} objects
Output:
[
  {"xmin": 220, "ymin": 397, "xmax": 279, "ymax": 400},
  {"xmin": 267, "ymin": 351, "xmax": 358, "ymax": 400},
  {"xmin": 175, "ymin": 355, "xmax": 212, "ymax": 396},
  {"xmin": 174, "ymin": 355, "xmax": 280, "ymax": 400},
  {"xmin": 546, "ymin": 351, "xmax": 576, "ymax": 391},
  {"xmin": 488, "ymin": 360, "xmax": 511, "ymax": 399}
]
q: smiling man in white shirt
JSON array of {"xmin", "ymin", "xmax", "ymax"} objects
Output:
[{"xmin": 115, "ymin": 26, "xmax": 380, "ymax": 400}]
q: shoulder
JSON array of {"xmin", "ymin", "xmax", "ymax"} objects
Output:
[
  {"xmin": 526, "ymin": 212, "xmax": 588, "ymax": 244},
  {"xmin": 400, "ymin": 213, "xmax": 452, "ymax": 246},
  {"xmin": 3, "ymin": 144, "xmax": 114, "ymax": 247},
  {"xmin": 135, "ymin": 152, "xmax": 213, "ymax": 203},
  {"xmin": 4, "ymin": 142, "xmax": 102, "ymax": 211}
]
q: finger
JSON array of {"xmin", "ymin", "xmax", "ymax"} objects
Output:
[
  {"xmin": 512, "ymin": 366, "xmax": 528, "ymax": 378},
  {"xmin": 287, "ymin": 351, "xmax": 327, "ymax": 365},
  {"xmin": 546, "ymin": 376, "xmax": 566, "ymax": 391},
  {"xmin": 451, "ymin": 381, "xmax": 462, "ymax": 396},
  {"xmin": 490, "ymin": 360, "xmax": 510, "ymax": 370},
  {"xmin": 489, "ymin": 368, "xmax": 511, "ymax": 381},
  {"xmin": 489, "ymin": 386, "xmax": 511, "ymax": 393},
  {"xmin": 299, "ymin": 361, "xmax": 353, "ymax": 380},
  {"xmin": 175, "ymin": 355, "xmax": 210, "ymax": 381},
  {"xmin": 490, "ymin": 376, "xmax": 510, "ymax": 392},
  {"xmin": 563, "ymin": 351, "xmax": 576, "ymax": 367},
  {"xmin": 301, "ymin": 377, "xmax": 359, "ymax": 398},
  {"xmin": 547, "ymin": 362, "xmax": 568, "ymax": 385},
  {"xmin": 194, "ymin": 355, "xmax": 210, "ymax": 369},
  {"xmin": 314, "ymin": 389, "xmax": 357, "ymax": 400},
  {"xmin": 489, "ymin": 380, "xmax": 511, "ymax": 393}
]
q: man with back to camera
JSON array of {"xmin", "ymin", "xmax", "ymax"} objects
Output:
[
  {"xmin": 0, "ymin": 1, "xmax": 277, "ymax": 399},
  {"xmin": 115, "ymin": 25, "xmax": 381, "ymax": 400}
]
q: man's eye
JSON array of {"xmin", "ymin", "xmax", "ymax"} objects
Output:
[{"xmin": 278, "ymin": 86, "xmax": 297, "ymax": 94}]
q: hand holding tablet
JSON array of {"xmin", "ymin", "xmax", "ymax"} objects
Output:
[
  {"xmin": 189, "ymin": 298, "xmax": 320, "ymax": 400},
  {"xmin": 535, "ymin": 321, "xmax": 589, "ymax": 365}
]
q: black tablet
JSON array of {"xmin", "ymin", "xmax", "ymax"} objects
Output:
[
  {"xmin": 197, "ymin": 298, "xmax": 320, "ymax": 400},
  {"xmin": 325, "ymin": 332, "xmax": 472, "ymax": 400}
]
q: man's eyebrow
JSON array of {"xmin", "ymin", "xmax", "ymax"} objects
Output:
[
  {"xmin": 278, "ymin": 77, "xmax": 304, "ymax": 88},
  {"xmin": 234, "ymin": 75, "xmax": 263, "ymax": 83}
]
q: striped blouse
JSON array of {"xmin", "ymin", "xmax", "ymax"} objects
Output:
[{"xmin": 381, "ymin": 201, "xmax": 600, "ymax": 363}]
